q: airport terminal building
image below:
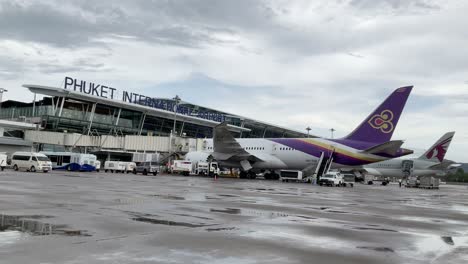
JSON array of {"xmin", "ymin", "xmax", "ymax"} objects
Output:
[{"xmin": 0, "ymin": 77, "xmax": 306, "ymax": 155}]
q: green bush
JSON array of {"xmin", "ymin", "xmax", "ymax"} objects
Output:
[{"xmin": 446, "ymin": 168, "xmax": 468, "ymax": 182}]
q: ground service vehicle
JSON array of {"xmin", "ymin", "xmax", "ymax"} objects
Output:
[
  {"xmin": 134, "ymin": 161, "xmax": 159, "ymax": 176},
  {"xmin": 171, "ymin": 160, "xmax": 193, "ymax": 176},
  {"xmin": 280, "ymin": 170, "xmax": 304, "ymax": 182},
  {"xmin": 0, "ymin": 153, "xmax": 7, "ymax": 171},
  {"xmin": 419, "ymin": 176, "xmax": 440, "ymax": 189},
  {"xmin": 194, "ymin": 161, "xmax": 220, "ymax": 177},
  {"xmin": 41, "ymin": 152, "xmax": 98, "ymax": 171},
  {"xmin": 104, "ymin": 161, "xmax": 126, "ymax": 173},
  {"xmin": 341, "ymin": 173, "xmax": 355, "ymax": 187},
  {"xmin": 95, "ymin": 160, "xmax": 101, "ymax": 172},
  {"xmin": 105, "ymin": 161, "xmax": 136, "ymax": 173},
  {"xmin": 11, "ymin": 152, "xmax": 52, "ymax": 173},
  {"xmin": 319, "ymin": 171, "xmax": 344, "ymax": 186}
]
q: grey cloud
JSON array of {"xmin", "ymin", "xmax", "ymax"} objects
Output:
[
  {"xmin": 0, "ymin": 56, "xmax": 27, "ymax": 80},
  {"xmin": 0, "ymin": 1, "xmax": 101, "ymax": 47},
  {"xmin": 37, "ymin": 60, "xmax": 110, "ymax": 74},
  {"xmin": 0, "ymin": 0, "xmax": 267, "ymax": 49},
  {"xmin": 349, "ymin": 0, "xmax": 440, "ymax": 10}
]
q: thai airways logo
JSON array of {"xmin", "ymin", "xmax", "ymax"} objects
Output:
[
  {"xmin": 426, "ymin": 137, "xmax": 452, "ymax": 162},
  {"xmin": 368, "ymin": 110, "xmax": 394, "ymax": 133}
]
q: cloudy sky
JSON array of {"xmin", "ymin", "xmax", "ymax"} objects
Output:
[{"xmin": 0, "ymin": 0, "xmax": 467, "ymax": 161}]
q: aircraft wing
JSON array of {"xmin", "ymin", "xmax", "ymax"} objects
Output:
[
  {"xmin": 361, "ymin": 140, "xmax": 406, "ymax": 156},
  {"xmin": 428, "ymin": 160, "xmax": 457, "ymax": 170},
  {"xmin": 212, "ymin": 123, "xmax": 264, "ymax": 166}
]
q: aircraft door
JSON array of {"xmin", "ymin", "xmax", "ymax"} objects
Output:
[
  {"xmin": 271, "ymin": 144, "xmax": 278, "ymax": 155},
  {"xmin": 401, "ymin": 160, "xmax": 414, "ymax": 177}
]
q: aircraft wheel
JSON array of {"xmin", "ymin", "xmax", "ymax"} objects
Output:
[{"xmin": 239, "ymin": 171, "xmax": 247, "ymax": 179}]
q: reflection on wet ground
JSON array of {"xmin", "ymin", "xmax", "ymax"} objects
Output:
[
  {"xmin": 210, "ymin": 208, "xmax": 241, "ymax": 215},
  {"xmin": 1, "ymin": 171, "xmax": 468, "ymax": 263},
  {"xmin": 131, "ymin": 216, "xmax": 212, "ymax": 228},
  {"xmin": 357, "ymin": 246, "xmax": 395, "ymax": 252},
  {"xmin": 0, "ymin": 214, "xmax": 90, "ymax": 237}
]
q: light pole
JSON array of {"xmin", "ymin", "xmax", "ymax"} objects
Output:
[
  {"xmin": 0, "ymin": 88, "xmax": 8, "ymax": 110},
  {"xmin": 172, "ymin": 95, "xmax": 181, "ymax": 135},
  {"xmin": 306, "ymin": 126, "xmax": 311, "ymax": 138},
  {"xmin": 330, "ymin": 128, "xmax": 335, "ymax": 139}
]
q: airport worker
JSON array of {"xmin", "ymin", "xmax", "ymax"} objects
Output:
[{"xmin": 399, "ymin": 178, "xmax": 402, "ymax": 188}]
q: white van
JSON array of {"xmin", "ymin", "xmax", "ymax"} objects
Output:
[
  {"xmin": 0, "ymin": 153, "xmax": 7, "ymax": 171},
  {"xmin": 11, "ymin": 152, "xmax": 52, "ymax": 173},
  {"xmin": 104, "ymin": 161, "xmax": 136, "ymax": 173}
]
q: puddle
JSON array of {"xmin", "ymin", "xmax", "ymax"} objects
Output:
[
  {"xmin": 0, "ymin": 214, "xmax": 90, "ymax": 236},
  {"xmin": 441, "ymin": 236, "xmax": 455, "ymax": 245},
  {"xmin": 0, "ymin": 231, "xmax": 26, "ymax": 247},
  {"xmin": 206, "ymin": 227, "xmax": 237, "ymax": 232},
  {"xmin": 131, "ymin": 214, "xmax": 213, "ymax": 228},
  {"xmin": 327, "ymin": 210, "xmax": 350, "ymax": 214},
  {"xmin": 217, "ymin": 194, "xmax": 239, "ymax": 198},
  {"xmin": 205, "ymin": 196, "xmax": 221, "ymax": 200},
  {"xmin": 296, "ymin": 215, "xmax": 316, "ymax": 220},
  {"xmin": 351, "ymin": 227, "xmax": 398, "ymax": 233},
  {"xmin": 151, "ymin": 194, "xmax": 185, "ymax": 200},
  {"xmin": 357, "ymin": 246, "xmax": 395, "ymax": 253},
  {"xmin": 210, "ymin": 208, "xmax": 241, "ymax": 215},
  {"xmin": 171, "ymin": 213, "xmax": 213, "ymax": 221},
  {"xmin": 61, "ymin": 174, "xmax": 91, "ymax": 178}
]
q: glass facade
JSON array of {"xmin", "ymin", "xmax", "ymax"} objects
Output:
[{"xmin": 0, "ymin": 96, "xmax": 305, "ymax": 138}]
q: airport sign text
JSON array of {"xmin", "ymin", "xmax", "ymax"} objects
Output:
[{"xmin": 63, "ymin": 76, "xmax": 225, "ymax": 122}]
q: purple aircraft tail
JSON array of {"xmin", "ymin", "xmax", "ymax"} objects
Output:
[{"xmin": 343, "ymin": 86, "xmax": 413, "ymax": 144}]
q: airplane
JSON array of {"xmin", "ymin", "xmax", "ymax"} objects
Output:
[
  {"xmin": 185, "ymin": 86, "xmax": 414, "ymax": 179},
  {"xmin": 361, "ymin": 132, "xmax": 455, "ymax": 178}
]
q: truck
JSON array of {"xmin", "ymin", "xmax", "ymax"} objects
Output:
[
  {"xmin": 194, "ymin": 161, "xmax": 220, "ymax": 177},
  {"xmin": 171, "ymin": 160, "xmax": 193, "ymax": 176},
  {"xmin": 419, "ymin": 176, "xmax": 440, "ymax": 189},
  {"xmin": 318, "ymin": 171, "xmax": 354, "ymax": 187},
  {"xmin": 0, "ymin": 153, "xmax": 7, "ymax": 171},
  {"xmin": 406, "ymin": 176, "xmax": 419, "ymax": 188}
]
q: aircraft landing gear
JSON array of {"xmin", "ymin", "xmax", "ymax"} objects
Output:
[
  {"xmin": 239, "ymin": 171, "xmax": 248, "ymax": 179},
  {"xmin": 248, "ymin": 171, "xmax": 257, "ymax": 179},
  {"xmin": 239, "ymin": 170, "xmax": 257, "ymax": 179},
  {"xmin": 264, "ymin": 171, "xmax": 279, "ymax": 180}
]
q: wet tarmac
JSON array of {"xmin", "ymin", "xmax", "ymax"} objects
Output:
[{"xmin": 1, "ymin": 171, "xmax": 467, "ymax": 264}]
